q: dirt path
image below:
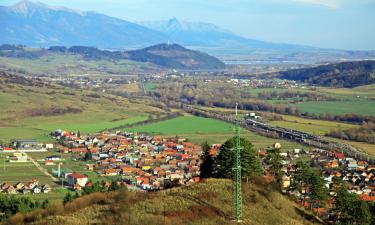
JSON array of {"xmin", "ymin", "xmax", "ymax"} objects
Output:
[{"xmin": 26, "ymin": 153, "xmax": 59, "ymax": 182}]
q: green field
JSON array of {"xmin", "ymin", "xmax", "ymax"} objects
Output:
[
  {"xmin": 293, "ymin": 100, "xmax": 375, "ymax": 116},
  {"xmin": 130, "ymin": 115, "xmax": 234, "ymax": 134},
  {"xmin": 145, "ymin": 83, "xmax": 156, "ymax": 91},
  {"xmin": 0, "ymin": 153, "xmax": 54, "ymax": 186}
]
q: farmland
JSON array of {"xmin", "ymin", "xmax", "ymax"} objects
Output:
[
  {"xmin": 270, "ymin": 114, "xmax": 358, "ymax": 136},
  {"xmin": 293, "ymin": 100, "xmax": 375, "ymax": 116}
]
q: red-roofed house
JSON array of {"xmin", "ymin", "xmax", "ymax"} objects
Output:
[
  {"xmin": 334, "ymin": 153, "xmax": 345, "ymax": 160},
  {"xmin": 67, "ymin": 172, "xmax": 88, "ymax": 187}
]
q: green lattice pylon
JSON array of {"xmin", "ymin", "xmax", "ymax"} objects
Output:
[{"xmin": 232, "ymin": 103, "xmax": 243, "ymax": 222}]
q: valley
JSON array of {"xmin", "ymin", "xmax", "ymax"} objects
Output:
[{"xmin": 0, "ymin": 1, "xmax": 374, "ymax": 225}]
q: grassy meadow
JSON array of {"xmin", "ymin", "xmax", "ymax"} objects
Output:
[{"xmin": 293, "ymin": 100, "xmax": 375, "ymax": 116}]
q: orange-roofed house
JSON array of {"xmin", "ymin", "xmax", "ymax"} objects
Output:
[{"xmin": 105, "ymin": 168, "xmax": 118, "ymax": 176}]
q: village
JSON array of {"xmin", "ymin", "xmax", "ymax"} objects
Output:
[
  {"xmin": 0, "ymin": 129, "xmax": 373, "ymax": 218},
  {"xmin": 50, "ymin": 129, "xmax": 202, "ymax": 191}
]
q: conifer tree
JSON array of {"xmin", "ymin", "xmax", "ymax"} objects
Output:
[
  {"xmin": 214, "ymin": 137, "xmax": 262, "ymax": 179},
  {"xmin": 200, "ymin": 141, "xmax": 214, "ymax": 178}
]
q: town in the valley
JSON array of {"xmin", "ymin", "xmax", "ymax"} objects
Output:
[{"xmin": 0, "ymin": 126, "xmax": 374, "ymax": 220}]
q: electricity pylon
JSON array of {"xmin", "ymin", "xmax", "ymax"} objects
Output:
[{"xmin": 232, "ymin": 103, "xmax": 242, "ymax": 222}]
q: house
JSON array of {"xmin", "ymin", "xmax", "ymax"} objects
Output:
[
  {"xmin": 15, "ymin": 182, "xmax": 25, "ymax": 190},
  {"xmin": 67, "ymin": 172, "xmax": 88, "ymax": 187},
  {"xmin": 5, "ymin": 186, "xmax": 16, "ymax": 194},
  {"xmin": 45, "ymin": 143, "xmax": 54, "ymax": 149},
  {"xmin": 46, "ymin": 155, "xmax": 61, "ymax": 161},
  {"xmin": 45, "ymin": 160, "xmax": 55, "ymax": 166},
  {"xmin": 8, "ymin": 152, "xmax": 28, "ymax": 163},
  {"xmin": 41, "ymin": 184, "xmax": 50, "ymax": 193},
  {"xmin": 282, "ymin": 175, "xmax": 291, "ymax": 189},
  {"xmin": 105, "ymin": 168, "xmax": 118, "ymax": 176},
  {"xmin": 33, "ymin": 186, "xmax": 41, "ymax": 194},
  {"xmin": 12, "ymin": 139, "xmax": 40, "ymax": 150}
]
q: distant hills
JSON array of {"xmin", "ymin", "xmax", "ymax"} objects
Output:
[
  {"xmin": 280, "ymin": 60, "xmax": 375, "ymax": 87},
  {"xmin": 127, "ymin": 44, "xmax": 225, "ymax": 69},
  {"xmin": 0, "ymin": 43, "xmax": 225, "ymax": 70}
]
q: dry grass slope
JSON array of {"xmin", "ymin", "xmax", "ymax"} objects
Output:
[{"xmin": 11, "ymin": 179, "xmax": 323, "ymax": 225}]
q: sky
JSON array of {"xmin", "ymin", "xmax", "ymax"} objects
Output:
[{"xmin": 1, "ymin": 0, "xmax": 375, "ymax": 50}]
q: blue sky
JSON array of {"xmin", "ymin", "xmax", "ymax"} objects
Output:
[{"xmin": 1, "ymin": 0, "xmax": 375, "ymax": 50}]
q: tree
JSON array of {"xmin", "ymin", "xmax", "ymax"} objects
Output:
[
  {"xmin": 334, "ymin": 186, "xmax": 371, "ymax": 225},
  {"xmin": 63, "ymin": 192, "xmax": 73, "ymax": 204},
  {"xmin": 214, "ymin": 137, "xmax": 262, "ymax": 179},
  {"xmin": 308, "ymin": 171, "xmax": 328, "ymax": 209},
  {"xmin": 290, "ymin": 161, "xmax": 327, "ymax": 207},
  {"xmin": 84, "ymin": 150, "xmax": 92, "ymax": 161},
  {"xmin": 200, "ymin": 141, "xmax": 214, "ymax": 178},
  {"xmin": 265, "ymin": 148, "xmax": 283, "ymax": 184}
]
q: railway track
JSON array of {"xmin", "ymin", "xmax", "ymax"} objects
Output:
[{"xmin": 181, "ymin": 104, "xmax": 375, "ymax": 164}]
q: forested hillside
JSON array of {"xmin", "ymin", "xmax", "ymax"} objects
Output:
[
  {"xmin": 0, "ymin": 44, "xmax": 225, "ymax": 70},
  {"xmin": 280, "ymin": 60, "xmax": 375, "ymax": 87}
]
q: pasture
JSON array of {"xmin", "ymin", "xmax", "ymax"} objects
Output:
[{"xmin": 293, "ymin": 100, "xmax": 375, "ymax": 116}]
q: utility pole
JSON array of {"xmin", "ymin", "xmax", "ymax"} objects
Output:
[{"xmin": 232, "ymin": 103, "xmax": 243, "ymax": 222}]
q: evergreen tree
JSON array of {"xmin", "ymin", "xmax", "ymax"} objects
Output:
[
  {"xmin": 84, "ymin": 150, "xmax": 92, "ymax": 161},
  {"xmin": 265, "ymin": 148, "xmax": 283, "ymax": 184},
  {"xmin": 200, "ymin": 141, "xmax": 214, "ymax": 178},
  {"xmin": 308, "ymin": 171, "xmax": 328, "ymax": 209},
  {"xmin": 334, "ymin": 186, "xmax": 371, "ymax": 225},
  {"xmin": 63, "ymin": 192, "xmax": 73, "ymax": 204},
  {"xmin": 214, "ymin": 137, "xmax": 262, "ymax": 179}
]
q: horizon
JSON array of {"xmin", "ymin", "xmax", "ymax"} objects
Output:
[{"xmin": 1, "ymin": 0, "xmax": 375, "ymax": 51}]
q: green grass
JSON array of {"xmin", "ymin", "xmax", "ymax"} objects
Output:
[
  {"xmin": 33, "ymin": 115, "xmax": 148, "ymax": 134},
  {"xmin": 0, "ymin": 154, "xmax": 54, "ymax": 186},
  {"xmin": 145, "ymin": 83, "xmax": 156, "ymax": 91},
  {"xmin": 130, "ymin": 115, "xmax": 234, "ymax": 134},
  {"xmin": 293, "ymin": 100, "xmax": 375, "ymax": 116}
]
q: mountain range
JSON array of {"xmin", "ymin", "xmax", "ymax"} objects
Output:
[
  {"xmin": 1, "ymin": 0, "xmax": 375, "ymax": 62},
  {"xmin": 0, "ymin": 1, "xmax": 314, "ymax": 51}
]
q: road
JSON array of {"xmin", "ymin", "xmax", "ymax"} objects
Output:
[{"xmin": 26, "ymin": 153, "xmax": 59, "ymax": 182}]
